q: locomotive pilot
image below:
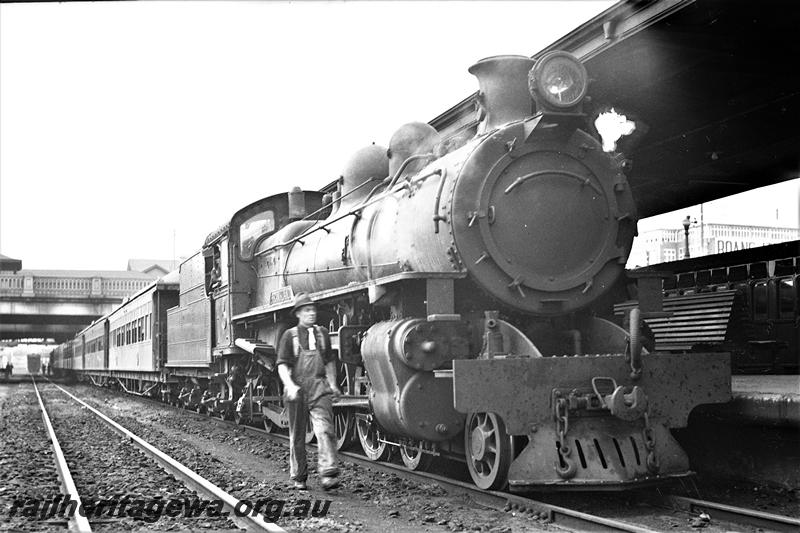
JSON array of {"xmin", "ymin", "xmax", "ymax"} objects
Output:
[{"xmin": 277, "ymin": 293, "xmax": 342, "ymax": 490}]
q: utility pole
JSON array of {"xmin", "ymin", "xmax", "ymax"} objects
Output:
[{"xmin": 700, "ymin": 203, "xmax": 704, "ymax": 255}]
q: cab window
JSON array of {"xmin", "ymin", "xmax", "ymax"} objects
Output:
[{"xmin": 239, "ymin": 210, "xmax": 275, "ymax": 260}]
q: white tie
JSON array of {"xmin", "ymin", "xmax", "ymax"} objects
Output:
[{"xmin": 308, "ymin": 328, "xmax": 316, "ymax": 350}]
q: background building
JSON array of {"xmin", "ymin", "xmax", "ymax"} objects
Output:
[{"xmin": 628, "ymin": 223, "xmax": 800, "ymax": 267}]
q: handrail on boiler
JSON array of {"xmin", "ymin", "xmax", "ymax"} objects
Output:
[{"xmin": 255, "ymin": 159, "xmax": 442, "ymax": 258}]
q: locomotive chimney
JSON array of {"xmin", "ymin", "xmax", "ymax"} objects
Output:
[{"xmin": 468, "ymin": 55, "xmax": 536, "ymax": 133}]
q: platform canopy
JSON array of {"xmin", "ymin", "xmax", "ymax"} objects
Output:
[{"xmin": 432, "ymin": 0, "xmax": 800, "ymax": 219}]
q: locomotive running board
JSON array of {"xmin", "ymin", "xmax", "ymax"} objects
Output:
[
  {"xmin": 232, "ymin": 271, "xmax": 466, "ymax": 322},
  {"xmin": 452, "ymin": 352, "xmax": 731, "ymax": 435}
]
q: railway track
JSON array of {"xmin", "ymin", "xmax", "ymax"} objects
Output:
[
  {"xmin": 31, "ymin": 378, "xmax": 285, "ymax": 532},
  {"xmin": 59, "ymin": 381, "xmax": 800, "ymax": 533},
  {"xmin": 0, "ymin": 381, "xmax": 71, "ymax": 532},
  {"xmin": 658, "ymin": 495, "xmax": 800, "ymax": 533},
  {"xmin": 32, "ymin": 378, "xmax": 92, "ymax": 533}
]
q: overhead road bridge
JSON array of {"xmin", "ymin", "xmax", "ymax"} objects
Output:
[
  {"xmin": 0, "ymin": 270, "xmax": 155, "ymax": 343},
  {"xmin": 431, "ymin": 0, "xmax": 800, "ymax": 218}
]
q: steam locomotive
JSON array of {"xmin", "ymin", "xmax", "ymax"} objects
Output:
[{"xmin": 53, "ymin": 52, "xmax": 731, "ymax": 491}]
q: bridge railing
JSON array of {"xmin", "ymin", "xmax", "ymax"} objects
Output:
[
  {"xmin": 34, "ymin": 276, "xmax": 92, "ymax": 296},
  {"xmin": 0, "ymin": 273, "xmax": 152, "ymax": 300},
  {"xmin": 0, "ymin": 275, "xmax": 24, "ymax": 296}
]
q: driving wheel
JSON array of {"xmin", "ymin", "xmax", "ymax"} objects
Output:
[{"xmin": 465, "ymin": 412, "xmax": 512, "ymax": 490}]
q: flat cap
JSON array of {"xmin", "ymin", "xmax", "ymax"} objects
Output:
[{"xmin": 291, "ymin": 292, "xmax": 316, "ymax": 313}]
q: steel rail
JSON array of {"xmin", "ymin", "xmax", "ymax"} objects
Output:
[
  {"xmin": 31, "ymin": 377, "xmax": 93, "ymax": 533},
  {"xmin": 333, "ymin": 451, "xmax": 660, "ymax": 533},
  {"xmin": 662, "ymin": 494, "xmax": 800, "ymax": 533},
  {"xmin": 49, "ymin": 383, "xmax": 286, "ymax": 533}
]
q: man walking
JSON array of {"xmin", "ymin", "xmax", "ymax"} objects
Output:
[{"xmin": 277, "ymin": 293, "xmax": 341, "ymax": 490}]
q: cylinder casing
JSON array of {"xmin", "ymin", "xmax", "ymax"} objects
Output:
[{"xmin": 360, "ymin": 319, "xmax": 468, "ymax": 442}]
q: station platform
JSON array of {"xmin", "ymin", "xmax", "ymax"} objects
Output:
[
  {"xmin": 680, "ymin": 375, "xmax": 799, "ymax": 489},
  {"xmin": 710, "ymin": 375, "xmax": 800, "ymax": 427}
]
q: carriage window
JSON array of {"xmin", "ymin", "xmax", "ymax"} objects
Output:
[
  {"xmin": 138, "ymin": 317, "xmax": 145, "ymax": 341},
  {"xmin": 240, "ymin": 210, "xmax": 275, "ymax": 259},
  {"xmin": 778, "ymin": 278, "xmax": 796, "ymax": 318},
  {"xmin": 752, "ymin": 281, "xmax": 768, "ymax": 319}
]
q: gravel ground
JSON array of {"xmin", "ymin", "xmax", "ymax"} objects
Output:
[
  {"xmin": 0, "ymin": 383, "xmax": 63, "ymax": 532},
  {"xmin": 35, "ymin": 383, "xmax": 241, "ymax": 532},
  {"xmin": 5, "ymin": 382, "xmax": 796, "ymax": 533},
  {"xmin": 67, "ymin": 384, "xmax": 552, "ymax": 533}
]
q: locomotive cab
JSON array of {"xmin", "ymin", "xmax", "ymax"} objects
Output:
[{"xmin": 213, "ymin": 190, "xmax": 331, "ymax": 356}]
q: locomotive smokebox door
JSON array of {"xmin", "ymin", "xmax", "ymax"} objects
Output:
[{"xmin": 451, "ymin": 123, "xmax": 637, "ymax": 316}]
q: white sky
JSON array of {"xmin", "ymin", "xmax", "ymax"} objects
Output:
[
  {"xmin": 1, "ymin": 1, "xmax": 796, "ymax": 272},
  {"xmin": 1, "ymin": 0, "xmax": 616, "ymax": 270}
]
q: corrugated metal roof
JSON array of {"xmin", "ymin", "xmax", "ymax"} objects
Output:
[{"xmin": 126, "ymin": 259, "xmax": 181, "ymax": 273}]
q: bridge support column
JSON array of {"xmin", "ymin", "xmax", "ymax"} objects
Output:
[{"xmin": 22, "ymin": 276, "xmax": 34, "ymax": 297}]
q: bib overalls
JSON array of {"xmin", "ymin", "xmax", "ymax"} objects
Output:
[{"xmin": 285, "ymin": 326, "xmax": 339, "ymax": 483}]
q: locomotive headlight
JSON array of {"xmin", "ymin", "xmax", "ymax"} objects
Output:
[{"xmin": 528, "ymin": 51, "xmax": 588, "ymax": 112}]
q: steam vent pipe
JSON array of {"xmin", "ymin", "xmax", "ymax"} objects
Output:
[{"xmin": 469, "ymin": 55, "xmax": 536, "ymax": 132}]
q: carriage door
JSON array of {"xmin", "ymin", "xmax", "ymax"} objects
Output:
[{"xmin": 103, "ymin": 321, "xmax": 110, "ymax": 370}]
